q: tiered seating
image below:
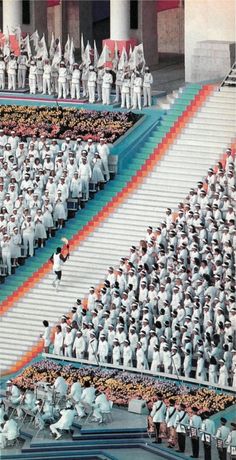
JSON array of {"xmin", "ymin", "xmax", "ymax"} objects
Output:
[{"xmin": 1, "ymin": 84, "xmax": 235, "ymax": 375}]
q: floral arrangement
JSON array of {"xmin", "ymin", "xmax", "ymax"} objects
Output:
[
  {"xmin": 0, "ymin": 106, "xmax": 141, "ymax": 142},
  {"xmin": 12, "ymin": 360, "xmax": 235, "ymax": 414}
]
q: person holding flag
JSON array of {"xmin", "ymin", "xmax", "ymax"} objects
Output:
[{"xmin": 17, "ymin": 50, "xmax": 28, "ymax": 89}]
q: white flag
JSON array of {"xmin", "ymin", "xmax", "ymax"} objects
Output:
[
  {"xmin": 36, "ymin": 34, "xmax": 48, "ymax": 60},
  {"xmin": 52, "ymin": 38, "xmax": 62, "ymax": 67},
  {"xmin": 134, "ymin": 43, "xmax": 145, "ymax": 70},
  {"xmin": 97, "ymin": 44, "xmax": 111, "ymax": 68},
  {"xmin": 118, "ymin": 47, "xmax": 128, "ymax": 70},
  {"xmin": 112, "ymin": 41, "xmax": 119, "ymax": 71},
  {"xmin": 69, "ymin": 38, "xmax": 75, "ymax": 66},
  {"xmin": 93, "ymin": 40, "xmax": 99, "ymax": 68},
  {"xmin": 64, "ymin": 35, "xmax": 70, "ymax": 63},
  {"xmin": 22, "ymin": 34, "xmax": 32, "ymax": 58},
  {"xmin": 30, "ymin": 30, "xmax": 39, "ymax": 53},
  {"xmin": 49, "ymin": 32, "xmax": 55, "ymax": 59},
  {"xmin": 82, "ymin": 40, "xmax": 91, "ymax": 67},
  {"xmin": 128, "ymin": 46, "xmax": 136, "ymax": 70},
  {"xmin": 80, "ymin": 33, "xmax": 85, "ymax": 61},
  {"xmin": 3, "ymin": 28, "xmax": 10, "ymax": 58},
  {"xmin": 12, "ymin": 25, "xmax": 21, "ymax": 46}
]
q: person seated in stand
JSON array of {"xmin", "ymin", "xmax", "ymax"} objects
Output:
[
  {"xmin": 49, "ymin": 402, "xmax": 76, "ymax": 440},
  {"xmin": 0, "ymin": 414, "xmax": 19, "ymax": 448},
  {"xmin": 91, "ymin": 390, "xmax": 111, "ymax": 424},
  {"xmin": 53, "ymin": 372, "xmax": 68, "ymax": 396}
]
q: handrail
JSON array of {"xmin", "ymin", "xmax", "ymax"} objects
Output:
[{"xmin": 219, "ymin": 61, "xmax": 236, "ymax": 90}]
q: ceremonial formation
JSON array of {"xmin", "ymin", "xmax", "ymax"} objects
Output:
[
  {"xmin": 0, "ymin": 30, "xmax": 152, "ymax": 108},
  {"xmin": 47, "ymin": 149, "xmax": 236, "ymax": 389},
  {"xmin": 0, "ymin": 1, "xmax": 236, "ymax": 459},
  {"xmin": 0, "ymin": 132, "xmax": 111, "ymax": 276}
]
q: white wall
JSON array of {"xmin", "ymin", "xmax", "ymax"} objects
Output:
[{"xmin": 185, "ymin": 0, "xmax": 236, "ymax": 81}]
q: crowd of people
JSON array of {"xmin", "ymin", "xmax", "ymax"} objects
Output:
[
  {"xmin": 149, "ymin": 394, "xmax": 236, "ymax": 460},
  {"xmin": 0, "ymin": 132, "xmax": 110, "ymax": 276},
  {"xmin": 42, "ymin": 147, "xmax": 236, "ymax": 388},
  {"xmin": 0, "ymin": 49, "xmax": 153, "ymax": 109},
  {"xmin": 2, "ymin": 375, "xmax": 236, "ymax": 459},
  {"xmin": 1, "ymin": 375, "xmax": 112, "ymax": 446}
]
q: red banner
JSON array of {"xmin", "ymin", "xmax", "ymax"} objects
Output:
[
  {"xmin": 47, "ymin": 0, "xmax": 60, "ymax": 7},
  {"xmin": 156, "ymin": 0, "xmax": 180, "ymax": 12}
]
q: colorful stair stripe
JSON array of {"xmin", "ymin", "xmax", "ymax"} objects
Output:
[{"xmin": 0, "ymin": 84, "xmax": 214, "ymax": 376}]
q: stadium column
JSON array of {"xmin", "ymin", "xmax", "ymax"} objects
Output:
[
  {"xmin": 103, "ymin": 0, "xmax": 137, "ymax": 65},
  {"xmin": 2, "ymin": 0, "xmax": 22, "ymax": 35},
  {"xmin": 110, "ymin": 0, "xmax": 130, "ymax": 40}
]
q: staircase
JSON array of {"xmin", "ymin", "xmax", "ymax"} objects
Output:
[
  {"xmin": 219, "ymin": 61, "xmax": 236, "ymax": 89},
  {"xmin": 1, "ymin": 85, "xmax": 235, "ymax": 375}
]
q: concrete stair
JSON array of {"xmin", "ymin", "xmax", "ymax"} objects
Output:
[{"xmin": 0, "ymin": 86, "xmax": 235, "ymax": 373}]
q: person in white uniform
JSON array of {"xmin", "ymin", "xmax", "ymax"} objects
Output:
[
  {"xmin": 29, "ymin": 60, "xmax": 37, "ymax": 94},
  {"xmin": 53, "ymin": 325, "xmax": 64, "ymax": 356},
  {"xmin": 92, "ymin": 391, "xmax": 111, "ymax": 423},
  {"xmin": 1, "ymin": 233, "xmax": 12, "ymax": 275},
  {"xmin": 42, "ymin": 59, "xmax": 52, "ymax": 95},
  {"xmin": 143, "ymin": 67, "xmax": 153, "ymax": 107},
  {"xmin": 73, "ymin": 330, "xmax": 86, "ymax": 359},
  {"xmin": 132, "ymin": 71, "xmax": 142, "ymax": 110},
  {"xmin": 7, "ymin": 55, "xmax": 17, "ymax": 91},
  {"xmin": 88, "ymin": 65, "xmax": 97, "ymax": 103},
  {"xmin": 50, "ymin": 246, "xmax": 69, "ymax": 291},
  {"xmin": 0, "ymin": 415, "xmax": 19, "ymax": 448},
  {"xmin": 150, "ymin": 395, "xmax": 166, "ymax": 443},
  {"xmin": 71, "ymin": 63, "xmax": 81, "ymax": 99},
  {"xmin": 50, "ymin": 404, "xmax": 75, "ymax": 439},
  {"xmin": 17, "ymin": 51, "xmax": 28, "ymax": 89},
  {"xmin": 0, "ymin": 56, "xmax": 6, "ymax": 90},
  {"xmin": 58, "ymin": 61, "xmax": 67, "ymax": 99},
  {"xmin": 102, "ymin": 69, "xmax": 113, "ymax": 105},
  {"xmin": 121, "ymin": 71, "xmax": 130, "ymax": 109},
  {"xmin": 22, "ymin": 215, "xmax": 35, "ymax": 257}
]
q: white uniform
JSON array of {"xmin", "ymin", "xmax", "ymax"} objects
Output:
[
  {"xmin": 17, "ymin": 54, "xmax": 28, "ymax": 88},
  {"xmin": 50, "ymin": 408, "xmax": 75, "ymax": 437},
  {"xmin": 73, "ymin": 334, "xmax": 86, "ymax": 359},
  {"xmin": 53, "ymin": 331, "xmax": 64, "ymax": 355},
  {"xmin": 143, "ymin": 71, "xmax": 153, "ymax": 107},
  {"xmin": 58, "ymin": 67, "xmax": 67, "ymax": 99},
  {"xmin": 8, "ymin": 59, "xmax": 17, "ymax": 90},
  {"xmin": 132, "ymin": 76, "xmax": 142, "ymax": 110},
  {"xmin": 88, "ymin": 69, "xmax": 97, "ymax": 103},
  {"xmin": 102, "ymin": 72, "xmax": 113, "ymax": 105},
  {"xmin": 0, "ymin": 60, "xmax": 6, "ymax": 89},
  {"xmin": 121, "ymin": 75, "xmax": 130, "ymax": 109},
  {"xmin": 29, "ymin": 63, "xmax": 37, "ymax": 94},
  {"xmin": 92, "ymin": 393, "xmax": 111, "ymax": 422},
  {"xmin": 71, "ymin": 69, "xmax": 81, "ymax": 99},
  {"xmin": 43, "ymin": 64, "xmax": 52, "ymax": 94}
]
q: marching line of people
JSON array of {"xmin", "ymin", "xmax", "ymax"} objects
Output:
[
  {"xmin": 42, "ymin": 148, "xmax": 236, "ymax": 387},
  {"xmin": 149, "ymin": 394, "xmax": 236, "ymax": 460},
  {"xmin": 0, "ymin": 133, "xmax": 110, "ymax": 276},
  {"xmin": 0, "ymin": 50, "xmax": 153, "ymax": 109}
]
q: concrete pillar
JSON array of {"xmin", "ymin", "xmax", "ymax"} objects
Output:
[
  {"xmin": 54, "ymin": 1, "xmax": 63, "ymax": 41},
  {"xmin": 2, "ymin": 0, "xmax": 22, "ymax": 34},
  {"xmin": 110, "ymin": 0, "xmax": 130, "ymax": 40},
  {"xmin": 140, "ymin": 0, "xmax": 158, "ymax": 66}
]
